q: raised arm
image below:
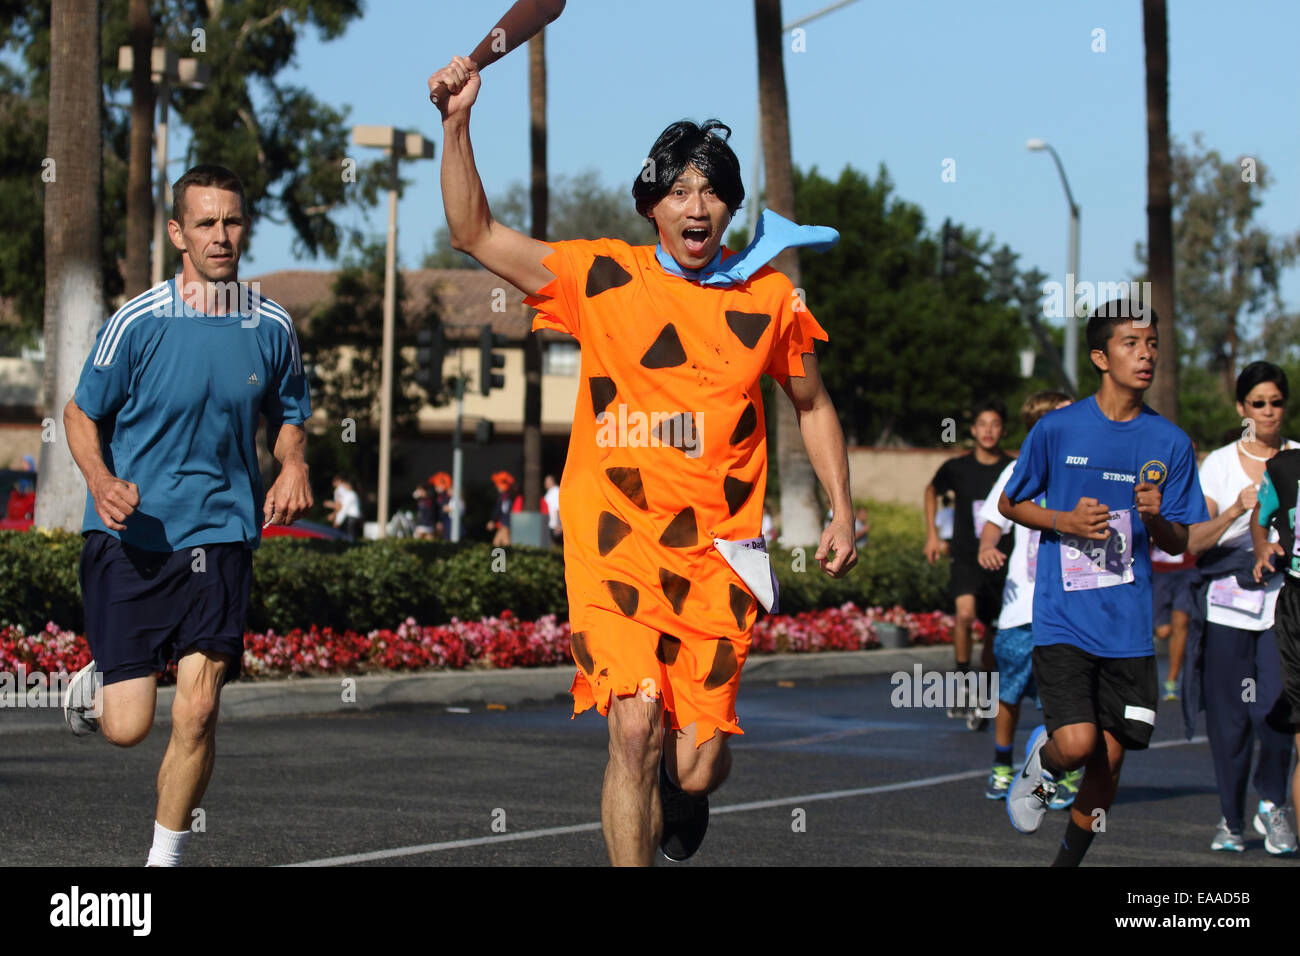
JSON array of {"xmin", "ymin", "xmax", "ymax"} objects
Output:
[{"xmin": 431, "ymin": 56, "xmax": 555, "ymax": 297}]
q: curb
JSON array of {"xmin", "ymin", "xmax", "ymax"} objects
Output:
[
  {"xmin": 3, "ymin": 638, "xmax": 1170, "ymax": 733},
  {"xmin": 1, "ymin": 644, "xmax": 960, "ymax": 733}
]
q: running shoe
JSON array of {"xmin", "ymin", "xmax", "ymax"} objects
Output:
[
  {"xmin": 985, "ymin": 764, "xmax": 1013, "ymax": 800},
  {"xmin": 62, "ymin": 660, "xmax": 100, "ymax": 737},
  {"xmin": 1210, "ymin": 818, "xmax": 1245, "ymax": 852},
  {"xmin": 1253, "ymin": 802, "xmax": 1298, "ymax": 855},
  {"xmin": 1049, "ymin": 768, "xmax": 1083, "ymax": 809},
  {"xmin": 966, "ymin": 712, "xmax": 988, "ymax": 731},
  {"xmin": 659, "ymin": 758, "xmax": 709, "ymax": 862},
  {"xmin": 1162, "ymin": 679, "xmax": 1179, "ymax": 702},
  {"xmin": 1007, "ymin": 725, "xmax": 1056, "ymax": 833}
]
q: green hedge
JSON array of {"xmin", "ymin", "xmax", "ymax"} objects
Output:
[{"xmin": 0, "ymin": 500, "xmax": 951, "ymax": 633}]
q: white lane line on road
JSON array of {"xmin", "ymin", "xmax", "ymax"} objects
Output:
[{"xmin": 284, "ymin": 734, "xmax": 1210, "ymax": 866}]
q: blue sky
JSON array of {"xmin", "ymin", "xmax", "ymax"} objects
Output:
[{"xmin": 232, "ymin": 0, "xmax": 1299, "ymax": 313}]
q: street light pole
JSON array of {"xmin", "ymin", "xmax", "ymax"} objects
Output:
[
  {"xmin": 378, "ymin": 146, "xmax": 399, "ymax": 536},
  {"xmin": 352, "ymin": 126, "xmax": 435, "ymax": 538},
  {"xmin": 1027, "ymin": 138, "xmax": 1081, "ymax": 389},
  {"xmin": 152, "ymin": 75, "xmax": 169, "ymax": 286}
]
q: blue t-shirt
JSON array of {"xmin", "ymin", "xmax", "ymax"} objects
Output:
[
  {"xmin": 1003, "ymin": 396, "xmax": 1207, "ymax": 657},
  {"xmin": 74, "ymin": 278, "xmax": 311, "ymax": 552}
]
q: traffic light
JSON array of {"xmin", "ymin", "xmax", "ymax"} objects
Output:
[
  {"xmin": 990, "ymin": 245, "xmax": 1019, "ymax": 303},
  {"xmin": 939, "ymin": 218, "xmax": 961, "ymax": 277},
  {"xmin": 478, "ymin": 324, "xmax": 506, "ymax": 396},
  {"xmin": 415, "ymin": 320, "xmax": 445, "ymax": 395}
]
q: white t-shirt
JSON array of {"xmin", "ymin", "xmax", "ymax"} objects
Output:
[
  {"xmin": 1198, "ymin": 441, "xmax": 1297, "ymax": 631},
  {"xmin": 979, "ymin": 460, "xmax": 1034, "ymax": 630},
  {"xmin": 544, "ymin": 485, "xmax": 562, "ymax": 532},
  {"xmin": 333, "ymin": 485, "xmax": 361, "ymax": 526}
]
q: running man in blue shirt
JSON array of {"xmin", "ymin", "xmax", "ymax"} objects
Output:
[
  {"xmin": 999, "ymin": 299, "xmax": 1208, "ymax": 865},
  {"xmin": 61, "ymin": 164, "xmax": 312, "ymax": 866}
]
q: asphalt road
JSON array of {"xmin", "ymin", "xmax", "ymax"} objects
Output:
[{"xmin": 2, "ymin": 670, "xmax": 1295, "ymax": 868}]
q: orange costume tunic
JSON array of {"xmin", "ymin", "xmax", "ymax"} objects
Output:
[{"xmin": 527, "ymin": 238, "xmax": 827, "ymax": 745}]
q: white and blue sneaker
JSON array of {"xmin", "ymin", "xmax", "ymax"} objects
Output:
[{"xmin": 1007, "ymin": 725, "xmax": 1056, "ymax": 833}]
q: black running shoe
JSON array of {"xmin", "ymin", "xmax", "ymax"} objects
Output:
[{"xmin": 659, "ymin": 758, "xmax": 709, "ymax": 862}]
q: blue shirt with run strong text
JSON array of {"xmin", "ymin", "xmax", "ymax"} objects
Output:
[
  {"xmin": 73, "ymin": 277, "xmax": 310, "ymax": 552},
  {"xmin": 1003, "ymin": 396, "xmax": 1207, "ymax": 657}
]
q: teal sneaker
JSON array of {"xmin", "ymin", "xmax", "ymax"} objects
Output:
[
  {"xmin": 1049, "ymin": 768, "xmax": 1083, "ymax": 809},
  {"xmin": 1162, "ymin": 679, "xmax": 1179, "ymax": 702},
  {"xmin": 985, "ymin": 764, "xmax": 1013, "ymax": 800}
]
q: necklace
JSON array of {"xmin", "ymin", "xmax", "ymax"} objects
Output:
[{"xmin": 1238, "ymin": 440, "xmax": 1282, "ymax": 462}]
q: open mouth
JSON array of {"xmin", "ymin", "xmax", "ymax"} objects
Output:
[{"xmin": 681, "ymin": 227, "xmax": 711, "ymax": 257}]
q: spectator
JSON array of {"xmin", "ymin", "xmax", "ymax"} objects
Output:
[
  {"xmin": 413, "ymin": 486, "xmax": 435, "ymax": 539},
  {"xmin": 542, "ymin": 473, "xmax": 563, "ymax": 544},
  {"xmin": 330, "ymin": 475, "xmax": 363, "ymax": 541},
  {"xmin": 487, "ymin": 471, "xmax": 522, "ymax": 547}
]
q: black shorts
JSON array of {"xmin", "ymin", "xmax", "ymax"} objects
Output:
[
  {"xmin": 79, "ymin": 531, "xmax": 251, "ymax": 686},
  {"xmin": 1151, "ymin": 567, "xmax": 1196, "ymax": 628},
  {"xmin": 1031, "ymin": 642, "xmax": 1159, "ymax": 750},
  {"xmin": 1267, "ymin": 580, "xmax": 1300, "ymax": 734},
  {"xmin": 948, "ymin": 555, "xmax": 1005, "ymax": 628}
]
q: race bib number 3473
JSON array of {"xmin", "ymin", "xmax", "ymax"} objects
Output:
[{"xmin": 1060, "ymin": 509, "xmax": 1135, "ymax": 591}]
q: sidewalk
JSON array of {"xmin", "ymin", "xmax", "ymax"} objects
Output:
[{"xmin": 2, "ymin": 639, "xmax": 1170, "ymax": 733}]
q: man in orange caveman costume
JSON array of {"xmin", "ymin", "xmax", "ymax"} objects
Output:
[{"xmin": 431, "ymin": 55, "xmax": 857, "ymax": 866}]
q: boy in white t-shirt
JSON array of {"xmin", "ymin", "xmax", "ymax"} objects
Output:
[{"xmin": 977, "ymin": 391, "xmax": 1077, "ymax": 801}]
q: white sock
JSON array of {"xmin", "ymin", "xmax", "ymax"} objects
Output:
[{"xmin": 146, "ymin": 821, "xmax": 191, "ymax": 867}]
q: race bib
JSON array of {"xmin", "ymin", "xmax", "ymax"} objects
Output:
[
  {"xmin": 713, "ymin": 536, "xmax": 779, "ymax": 613},
  {"xmin": 973, "ymin": 500, "xmax": 987, "ymax": 538},
  {"xmin": 1208, "ymin": 576, "xmax": 1266, "ymax": 616},
  {"xmin": 1060, "ymin": 509, "xmax": 1135, "ymax": 591}
]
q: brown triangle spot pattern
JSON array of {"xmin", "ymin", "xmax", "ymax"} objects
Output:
[
  {"xmin": 585, "ymin": 255, "xmax": 632, "ymax": 297},
  {"xmin": 569, "ymin": 631, "xmax": 594, "ymax": 674},
  {"xmin": 605, "ymin": 467, "xmax": 648, "ymax": 510},
  {"xmin": 604, "ymin": 580, "xmax": 639, "ymax": 617},
  {"xmin": 725, "ymin": 310, "xmax": 771, "ymax": 349},
  {"xmin": 589, "ymin": 376, "xmax": 617, "ymax": 418},
  {"xmin": 704, "ymin": 640, "xmax": 739, "ymax": 690},
  {"xmin": 723, "ymin": 476, "xmax": 754, "ymax": 516},
  {"xmin": 652, "ymin": 412, "xmax": 695, "ymax": 453},
  {"xmin": 658, "ymin": 507, "xmax": 697, "ymax": 548},
  {"xmin": 597, "ymin": 511, "xmax": 632, "ymax": 556},
  {"xmin": 658, "ymin": 567, "xmax": 691, "ymax": 615},
  {"xmin": 656, "ymin": 633, "xmax": 682, "ymax": 665},
  {"xmin": 729, "ymin": 583, "xmax": 754, "ymax": 630},
  {"xmin": 729, "ymin": 402, "xmax": 757, "ymax": 444},
  {"xmin": 640, "ymin": 324, "xmax": 687, "ymax": 369}
]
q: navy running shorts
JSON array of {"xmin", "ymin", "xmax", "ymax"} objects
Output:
[
  {"xmin": 1031, "ymin": 642, "xmax": 1158, "ymax": 750},
  {"xmin": 1152, "ymin": 567, "xmax": 1196, "ymax": 629},
  {"xmin": 79, "ymin": 531, "xmax": 251, "ymax": 686}
]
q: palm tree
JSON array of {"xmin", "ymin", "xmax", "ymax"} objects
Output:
[
  {"xmin": 37, "ymin": 0, "xmax": 105, "ymax": 531},
  {"xmin": 1144, "ymin": 0, "xmax": 1177, "ymax": 420},
  {"xmin": 755, "ymin": 0, "xmax": 822, "ymax": 545},
  {"xmin": 124, "ymin": 0, "xmax": 154, "ymax": 298},
  {"xmin": 523, "ymin": 30, "xmax": 547, "ymax": 512}
]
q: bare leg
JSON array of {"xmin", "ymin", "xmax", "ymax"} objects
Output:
[
  {"xmin": 1168, "ymin": 610, "xmax": 1189, "ymax": 683},
  {"xmin": 601, "ymin": 695, "xmax": 663, "ymax": 866},
  {"xmin": 100, "ymin": 675, "xmax": 157, "ymax": 748},
  {"xmin": 995, "ymin": 700, "xmax": 1021, "ymax": 750},
  {"xmin": 155, "ymin": 650, "xmax": 228, "ymax": 832},
  {"xmin": 952, "ymin": 593, "xmax": 976, "ymax": 666},
  {"xmin": 666, "ymin": 721, "xmax": 732, "ymax": 797},
  {"xmin": 1070, "ymin": 730, "xmax": 1126, "ymax": 832}
]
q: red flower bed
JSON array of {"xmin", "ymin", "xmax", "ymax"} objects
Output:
[{"xmin": 0, "ymin": 605, "xmax": 979, "ymax": 682}]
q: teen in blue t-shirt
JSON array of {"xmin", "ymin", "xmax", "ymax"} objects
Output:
[{"xmin": 999, "ymin": 300, "xmax": 1208, "ymax": 865}]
